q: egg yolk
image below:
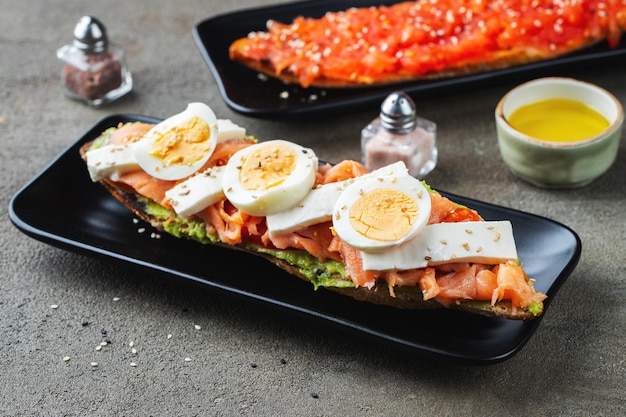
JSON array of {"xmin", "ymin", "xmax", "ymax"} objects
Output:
[
  {"xmin": 150, "ymin": 117, "xmax": 212, "ymax": 166},
  {"xmin": 239, "ymin": 143, "xmax": 297, "ymax": 190},
  {"xmin": 349, "ymin": 189, "xmax": 418, "ymax": 242}
]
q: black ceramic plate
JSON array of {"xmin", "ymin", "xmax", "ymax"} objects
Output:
[
  {"xmin": 9, "ymin": 115, "xmax": 581, "ymax": 364},
  {"xmin": 193, "ymin": 0, "xmax": 626, "ymax": 118}
]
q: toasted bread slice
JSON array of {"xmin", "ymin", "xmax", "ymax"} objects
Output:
[{"xmin": 81, "ymin": 141, "xmax": 543, "ymax": 320}]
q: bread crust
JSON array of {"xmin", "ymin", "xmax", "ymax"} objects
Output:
[{"xmin": 229, "ymin": 42, "xmax": 558, "ymax": 89}]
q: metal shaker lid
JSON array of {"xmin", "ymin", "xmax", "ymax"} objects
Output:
[
  {"xmin": 72, "ymin": 16, "xmax": 108, "ymax": 54},
  {"xmin": 379, "ymin": 91, "xmax": 417, "ymax": 133}
]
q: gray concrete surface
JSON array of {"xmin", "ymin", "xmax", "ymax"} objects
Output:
[{"xmin": 2, "ymin": 0, "xmax": 625, "ymax": 415}]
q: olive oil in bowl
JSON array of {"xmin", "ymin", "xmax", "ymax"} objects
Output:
[
  {"xmin": 495, "ymin": 77, "xmax": 624, "ymax": 188},
  {"xmin": 507, "ymin": 98, "xmax": 609, "ymax": 142}
]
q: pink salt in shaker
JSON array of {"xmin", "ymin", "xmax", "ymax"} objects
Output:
[{"xmin": 361, "ymin": 91, "xmax": 437, "ymax": 178}]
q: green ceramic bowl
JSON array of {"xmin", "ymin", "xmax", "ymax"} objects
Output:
[{"xmin": 495, "ymin": 77, "xmax": 623, "ymax": 188}]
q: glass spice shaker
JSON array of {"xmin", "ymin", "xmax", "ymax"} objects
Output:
[
  {"xmin": 361, "ymin": 91, "xmax": 437, "ymax": 178},
  {"xmin": 56, "ymin": 16, "xmax": 132, "ymax": 107}
]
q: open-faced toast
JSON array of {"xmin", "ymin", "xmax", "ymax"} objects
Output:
[{"xmin": 229, "ymin": 0, "xmax": 626, "ymax": 88}]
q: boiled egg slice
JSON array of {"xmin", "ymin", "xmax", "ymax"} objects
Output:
[
  {"xmin": 265, "ymin": 161, "xmax": 410, "ymax": 236},
  {"xmin": 332, "ymin": 174, "xmax": 431, "ymax": 253},
  {"xmin": 133, "ymin": 102, "xmax": 218, "ymax": 180},
  {"xmin": 222, "ymin": 139, "xmax": 318, "ymax": 216}
]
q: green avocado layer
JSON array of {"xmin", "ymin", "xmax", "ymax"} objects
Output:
[{"xmin": 142, "ymin": 198, "xmax": 353, "ymax": 290}]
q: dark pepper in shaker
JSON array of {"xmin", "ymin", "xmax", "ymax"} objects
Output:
[{"xmin": 57, "ymin": 16, "xmax": 132, "ymax": 107}]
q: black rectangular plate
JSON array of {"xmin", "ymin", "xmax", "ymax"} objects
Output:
[
  {"xmin": 193, "ymin": 0, "xmax": 626, "ymax": 118},
  {"xmin": 9, "ymin": 115, "xmax": 581, "ymax": 364}
]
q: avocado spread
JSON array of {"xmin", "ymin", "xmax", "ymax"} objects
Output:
[{"xmin": 142, "ymin": 198, "xmax": 353, "ymax": 290}]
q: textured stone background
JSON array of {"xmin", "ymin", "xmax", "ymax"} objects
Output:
[{"xmin": 1, "ymin": 0, "xmax": 625, "ymax": 415}]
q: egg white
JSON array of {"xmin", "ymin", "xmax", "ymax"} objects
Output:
[
  {"xmin": 332, "ymin": 174, "xmax": 431, "ymax": 253},
  {"xmin": 134, "ymin": 102, "xmax": 218, "ymax": 180},
  {"xmin": 222, "ymin": 139, "xmax": 318, "ymax": 216}
]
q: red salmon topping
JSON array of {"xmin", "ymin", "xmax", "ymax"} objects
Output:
[
  {"xmin": 99, "ymin": 123, "xmax": 545, "ymax": 312},
  {"xmin": 230, "ymin": 0, "xmax": 626, "ymax": 87}
]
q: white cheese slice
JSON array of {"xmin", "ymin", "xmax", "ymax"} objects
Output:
[
  {"xmin": 217, "ymin": 119, "xmax": 246, "ymax": 143},
  {"xmin": 360, "ymin": 220, "xmax": 518, "ymax": 271},
  {"xmin": 164, "ymin": 165, "xmax": 226, "ymax": 218},
  {"xmin": 86, "ymin": 143, "xmax": 140, "ymax": 182},
  {"xmin": 265, "ymin": 161, "xmax": 410, "ymax": 235}
]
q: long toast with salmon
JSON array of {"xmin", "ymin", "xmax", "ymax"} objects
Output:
[
  {"xmin": 229, "ymin": 0, "xmax": 626, "ymax": 88},
  {"xmin": 80, "ymin": 104, "xmax": 546, "ymax": 320}
]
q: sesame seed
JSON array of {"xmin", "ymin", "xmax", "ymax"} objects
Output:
[
  {"xmin": 167, "ymin": 334, "xmax": 172, "ymax": 339},
  {"xmin": 113, "ymin": 297, "xmax": 120, "ymax": 302},
  {"xmin": 194, "ymin": 324, "xmax": 201, "ymax": 330},
  {"xmin": 184, "ymin": 357, "xmax": 192, "ymax": 362},
  {"xmin": 50, "ymin": 304, "xmax": 59, "ymax": 309},
  {"xmin": 129, "ymin": 341, "xmax": 134, "ymax": 347},
  {"xmin": 95, "ymin": 345, "xmax": 102, "ymax": 351},
  {"xmin": 90, "ymin": 362, "xmax": 98, "ymax": 367},
  {"xmin": 130, "ymin": 362, "xmax": 137, "ymax": 367},
  {"xmin": 63, "ymin": 356, "xmax": 71, "ymax": 362},
  {"xmin": 131, "ymin": 348, "xmax": 137, "ymax": 355}
]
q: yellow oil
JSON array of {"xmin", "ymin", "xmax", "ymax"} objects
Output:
[{"xmin": 507, "ymin": 98, "xmax": 609, "ymax": 142}]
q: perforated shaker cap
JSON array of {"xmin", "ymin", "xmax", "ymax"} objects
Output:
[
  {"xmin": 379, "ymin": 91, "xmax": 417, "ymax": 133},
  {"xmin": 72, "ymin": 16, "xmax": 108, "ymax": 54}
]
